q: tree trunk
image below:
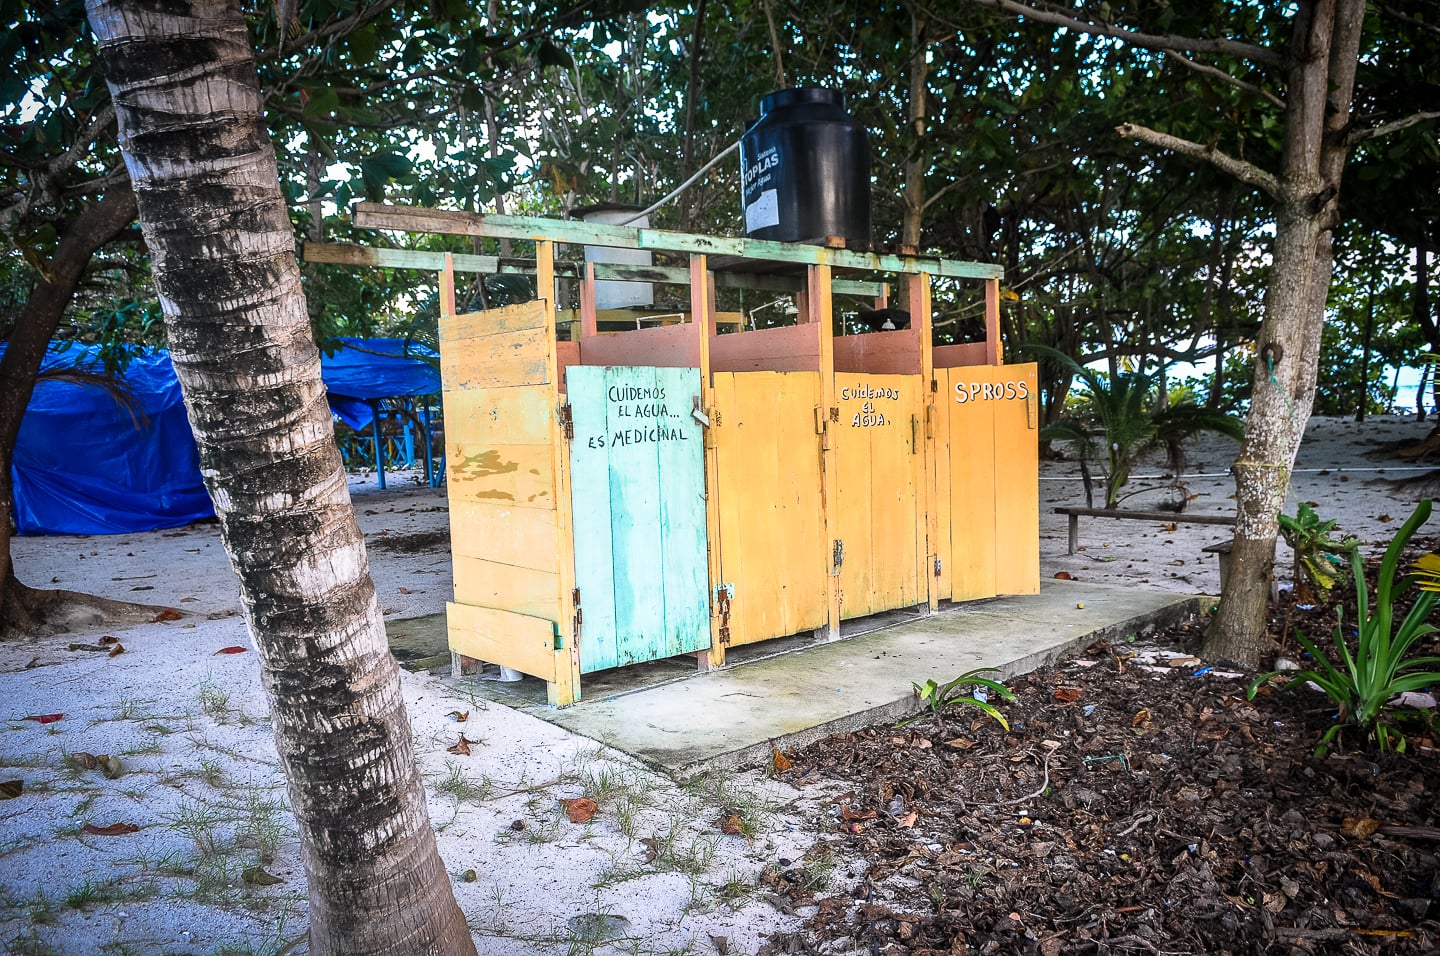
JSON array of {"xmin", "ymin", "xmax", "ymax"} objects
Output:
[
  {"xmin": 1202, "ymin": 0, "xmax": 1364, "ymax": 667},
  {"xmin": 0, "ymin": 184, "xmax": 137, "ymax": 633},
  {"xmin": 677, "ymin": 0, "xmax": 708, "ymax": 233},
  {"xmin": 901, "ymin": 7, "xmax": 928, "ymax": 252},
  {"xmin": 86, "ymin": 2, "xmax": 476, "ymax": 953}
]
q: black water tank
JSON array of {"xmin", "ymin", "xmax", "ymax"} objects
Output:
[{"xmin": 739, "ymin": 88, "xmax": 871, "ymax": 248}]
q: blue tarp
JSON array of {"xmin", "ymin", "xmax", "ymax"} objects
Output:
[
  {"xmin": 6, "ymin": 338, "xmax": 441, "ymax": 535},
  {"xmin": 321, "ymin": 337, "xmax": 440, "ymax": 430}
]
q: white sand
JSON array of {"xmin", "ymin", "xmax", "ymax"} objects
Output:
[{"xmin": 1, "ymin": 415, "xmax": 1434, "ymax": 954}]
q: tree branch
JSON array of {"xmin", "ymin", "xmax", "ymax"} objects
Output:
[
  {"xmin": 1163, "ymin": 50, "xmax": 1284, "ymax": 108},
  {"xmin": 1115, "ymin": 122, "xmax": 1281, "ymax": 198},
  {"xmin": 1349, "ymin": 111, "xmax": 1440, "ymax": 145},
  {"xmin": 969, "ymin": 0, "xmax": 1284, "ymax": 68},
  {"xmin": 47, "ymin": 105, "xmax": 117, "ymax": 179}
]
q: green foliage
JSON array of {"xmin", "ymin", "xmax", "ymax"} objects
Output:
[
  {"xmin": 1278, "ymin": 502, "xmax": 1358, "ymax": 604},
  {"xmin": 1029, "ymin": 344, "xmax": 1243, "ymax": 509},
  {"xmin": 901, "ymin": 668, "xmax": 1016, "ymax": 731},
  {"xmin": 1249, "ymin": 500, "xmax": 1440, "ymax": 756}
]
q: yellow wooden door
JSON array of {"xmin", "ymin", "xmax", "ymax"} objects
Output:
[
  {"xmin": 711, "ymin": 372, "xmax": 829, "ymax": 645},
  {"xmin": 940, "ymin": 364, "xmax": 1040, "ymax": 599},
  {"xmin": 832, "ymin": 373, "xmax": 925, "ymax": 618}
]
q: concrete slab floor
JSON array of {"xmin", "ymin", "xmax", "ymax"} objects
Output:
[{"xmin": 389, "ymin": 580, "xmax": 1206, "ymax": 774}]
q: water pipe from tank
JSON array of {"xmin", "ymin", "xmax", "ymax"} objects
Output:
[{"xmin": 621, "ymin": 138, "xmax": 743, "ymax": 225}]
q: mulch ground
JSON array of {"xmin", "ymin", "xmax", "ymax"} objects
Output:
[{"xmin": 762, "ymin": 574, "xmax": 1440, "ymax": 955}]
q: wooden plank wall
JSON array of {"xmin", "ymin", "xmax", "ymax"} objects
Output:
[
  {"xmin": 440, "ymin": 300, "xmax": 573, "ymax": 697},
  {"xmin": 709, "ymin": 323, "xmax": 823, "ymax": 373},
  {"xmin": 832, "ymin": 330, "xmax": 922, "ymax": 375}
]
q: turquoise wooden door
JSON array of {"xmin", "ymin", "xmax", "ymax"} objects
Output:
[{"xmin": 567, "ymin": 366, "xmax": 710, "ymax": 672}]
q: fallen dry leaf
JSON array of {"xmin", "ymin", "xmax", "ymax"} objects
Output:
[
  {"xmin": 710, "ymin": 934, "xmax": 730, "ymax": 956},
  {"xmin": 1342, "ymin": 817, "xmax": 1382, "ymax": 838},
  {"xmin": 446, "ymin": 710, "xmax": 469, "ymax": 722},
  {"xmin": 561, "ymin": 797, "xmax": 598, "ymax": 823},
  {"xmin": 215, "ymin": 646, "xmax": 248, "ymax": 655},
  {"xmin": 446, "ymin": 735, "xmax": 476, "ymax": 756},
  {"xmin": 83, "ymin": 822, "xmax": 140, "ymax": 836},
  {"xmin": 945, "ymin": 737, "xmax": 976, "ymax": 749},
  {"xmin": 0, "ymin": 779, "xmax": 22, "ymax": 799},
  {"xmin": 1351, "ymin": 868, "xmax": 1400, "ymax": 899},
  {"xmin": 1054, "ymin": 687, "xmax": 1082, "ymax": 703},
  {"xmin": 721, "ymin": 814, "xmax": 745, "ymax": 835},
  {"xmin": 896, "ymin": 810, "xmax": 919, "ymax": 828},
  {"xmin": 841, "ymin": 805, "xmax": 878, "ymax": 822},
  {"xmin": 639, "ymin": 836, "xmax": 659, "ymax": 863},
  {"xmin": 1053, "ymin": 571, "xmax": 1073, "ymax": 580},
  {"xmin": 1378, "ymin": 513, "xmax": 1393, "ymax": 522},
  {"xmin": 107, "ymin": 642, "xmax": 125, "ymax": 657},
  {"xmin": 67, "ymin": 752, "xmax": 101, "ymax": 771},
  {"xmin": 152, "ymin": 608, "xmax": 183, "ymax": 622},
  {"xmin": 398, "ymin": 587, "xmax": 412, "ymax": 594},
  {"xmin": 1132, "ymin": 708, "xmax": 1151, "ymax": 727},
  {"xmin": 1163, "ymin": 522, "xmax": 1179, "ymax": 532},
  {"xmin": 771, "ymin": 744, "xmax": 793, "ymax": 774},
  {"xmin": 23, "ymin": 714, "xmax": 63, "ymax": 725},
  {"xmin": 242, "ymin": 865, "xmax": 284, "ymax": 886}
]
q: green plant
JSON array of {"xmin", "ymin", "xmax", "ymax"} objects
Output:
[
  {"xmin": 1249, "ymin": 499, "xmax": 1440, "ymax": 755},
  {"xmin": 1278, "ymin": 501, "xmax": 1358, "ymax": 604},
  {"xmin": 1028, "ymin": 344, "xmax": 1243, "ymax": 509},
  {"xmin": 902, "ymin": 668, "xmax": 1016, "ymax": 730}
]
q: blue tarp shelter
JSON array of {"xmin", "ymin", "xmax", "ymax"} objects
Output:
[{"xmin": 6, "ymin": 339, "xmax": 440, "ymax": 535}]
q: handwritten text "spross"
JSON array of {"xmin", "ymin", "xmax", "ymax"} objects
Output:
[{"xmin": 954, "ymin": 380, "xmax": 1030, "ymax": 404}]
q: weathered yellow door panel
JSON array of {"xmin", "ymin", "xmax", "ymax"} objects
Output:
[
  {"xmin": 440, "ymin": 301, "xmax": 549, "ymax": 342},
  {"xmin": 446, "ymin": 441, "xmax": 557, "ymax": 509},
  {"xmin": 711, "ymin": 372, "xmax": 828, "ymax": 644},
  {"xmin": 944, "ymin": 368, "xmax": 999, "ymax": 600},
  {"xmin": 441, "ymin": 327, "xmax": 551, "ymax": 390},
  {"xmin": 993, "ymin": 363, "xmax": 1040, "ymax": 594},
  {"xmin": 449, "ymin": 498, "xmax": 560, "ymax": 573},
  {"xmin": 833, "ymin": 374, "xmax": 924, "ymax": 617},
  {"xmin": 453, "ymin": 555, "xmax": 563, "ymax": 623},
  {"xmin": 942, "ymin": 365, "xmax": 1040, "ymax": 599},
  {"xmin": 447, "ymin": 602, "xmax": 557, "ymax": 683},
  {"xmin": 441, "ymin": 386, "xmax": 555, "ymax": 447}
]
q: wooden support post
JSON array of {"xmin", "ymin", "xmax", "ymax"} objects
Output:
[
  {"xmin": 580, "ymin": 262, "xmax": 598, "ymax": 339},
  {"xmin": 984, "ymin": 276, "xmax": 1002, "ymax": 365},
  {"xmin": 910, "ymin": 273, "xmax": 939, "ymax": 612},
  {"xmin": 692, "ymin": 254, "xmax": 725, "ymax": 670},
  {"xmin": 439, "ymin": 252, "xmax": 457, "ymax": 318},
  {"xmin": 536, "ymin": 240, "xmax": 580, "ymax": 707},
  {"xmin": 811, "ymin": 263, "xmax": 840, "ymax": 640}
]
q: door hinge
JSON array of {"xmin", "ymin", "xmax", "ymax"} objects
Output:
[
  {"xmin": 910, "ymin": 414, "xmax": 920, "ymax": 454},
  {"xmin": 571, "ymin": 587, "xmax": 582, "ymax": 648},
  {"xmin": 1027, "ymin": 393, "xmax": 1038, "ymax": 430},
  {"xmin": 934, "ymin": 556, "xmax": 943, "ymax": 578},
  {"xmin": 832, "ymin": 539, "xmax": 845, "ymax": 570},
  {"xmin": 814, "ymin": 405, "xmax": 826, "ymax": 435},
  {"xmin": 558, "ymin": 403, "xmax": 574, "ymax": 440}
]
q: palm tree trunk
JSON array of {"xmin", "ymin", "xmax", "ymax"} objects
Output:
[{"xmin": 86, "ymin": 2, "xmax": 475, "ymax": 953}]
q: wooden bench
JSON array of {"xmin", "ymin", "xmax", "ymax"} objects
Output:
[{"xmin": 1055, "ymin": 506, "xmax": 1236, "ymax": 554}]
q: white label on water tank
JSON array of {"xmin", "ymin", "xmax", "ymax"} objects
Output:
[{"xmin": 745, "ymin": 188, "xmax": 779, "ymax": 232}]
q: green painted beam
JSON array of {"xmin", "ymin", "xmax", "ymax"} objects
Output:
[
  {"xmin": 351, "ymin": 203, "xmax": 1003, "ymax": 280},
  {"xmin": 302, "ymin": 242, "xmax": 885, "ymax": 296}
]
